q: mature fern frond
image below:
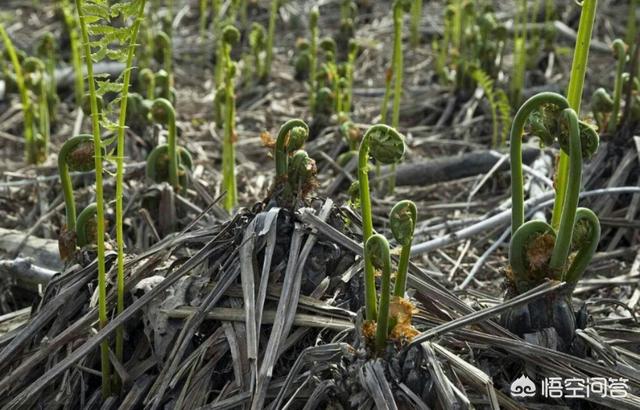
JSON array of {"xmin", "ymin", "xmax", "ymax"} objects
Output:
[{"xmin": 79, "ymin": 0, "xmax": 145, "ymax": 132}]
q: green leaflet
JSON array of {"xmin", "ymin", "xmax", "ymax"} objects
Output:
[
  {"xmin": 80, "ymin": 0, "xmax": 145, "ymax": 132},
  {"xmin": 471, "ymin": 68, "xmax": 510, "ymax": 147}
]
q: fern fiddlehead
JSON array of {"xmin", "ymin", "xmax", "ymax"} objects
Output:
[
  {"xmin": 358, "ymin": 124, "xmax": 405, "ymax": 320},
  {"xmin": 390, "ymin": 200, "xmax": 417, "ymax": 298},
  {"xmin": 509, "ymin": 92, "xmax": 600, "ymax": 295},
  {"xmin": 222, "ymin": 25, "xmax": 240, "ymax": 211},
  {"xmin": 274, "ymin": 119, "xmax": 310, "ymax": 180},
  {"xmin": 608, "ymin": 39, "xmax": 627, "ymax": 134}
]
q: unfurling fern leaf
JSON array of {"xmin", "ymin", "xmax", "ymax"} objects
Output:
[
  {"xmin": 472, "ymin": 68, "xmax": 510, "ymax": 148},
  {"xmin": 79, "ymin": 0, "xmax": 146, "ymax": 135},
  {"xmin": 74, "ymin": 0, "xmax": 147, "ymax": 396}
]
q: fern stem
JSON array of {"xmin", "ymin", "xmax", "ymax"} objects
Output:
[
  {"xmin": 265, "ymin": 0, "xmax": 278, "ymax": 80},
  {"xmin": 409, "ymin": 0, "xmax": 422, "ymax": 48},
  {"xmin": 551, "ymin": 0, "xmax": 597, "ymax": 230},
  {"xmin": 391, "ymin": 5, "xmax": 404, "ymax": 129},
  {"xmin": 75, "ymin": 0, "xmax": 110, "ymax": 397},
  {"xmin": 61, "ymin": 0, "xmax": 84, "ymax": 106},
  {"xmin": 114, "ymin": 0, "xmax": 147, "ymax": 386},
  {"xmin": 223, "ymin": 62, "xmax": 237, "ymax": 211},
  {"xmin": 0, "ymin": 25, "xmax": 35, "ymax": 164}
]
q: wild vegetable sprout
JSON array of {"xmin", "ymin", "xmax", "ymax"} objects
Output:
[
  {"xmin": 380, "ymin": 0, "xmax": 410, "ymax": 126},
  {"xmin": 272, "ymin": 119, "xmax": 316, "ymax": 204},
  {"xmin": 505, "ymin": 92, "xmax": 600, "ymax": 346},
  {"xmin": 221, "ymin": 25, "xmax": 240, "ymax": 211},
  {"xmin": 74, "ymin": 0, "xmax": 147, "ymax": 395},
  {"xmin": 0, "ymin": 25, "xmax": 39, "ymax": 164},
  {"xmin": 355, "ymin": 124, "xmax": 420, "ymax": 352},
  {"xmin": 357, "ymin": 125, "xmax": 404, "ymax": 319},
  {"xmin": 60, "ymin": 0, "xmax": 85, "ymax": 105},
  {"xmin": 146, "ymin": 98, "xmax": 193, "ymax": 192},
  {"xmin": 591, "ymin": 39, "xmax": 629, "ymax": 134},
  {"xmin": 57, "ymin": 135, "xmax": 100, "ymax": 259},
  {"xmin": 551, "ymin": 0, "xmax": 597, "ymax": 232},
  {"xmin": 249, "ymin": 22, "xmax": 267, "ymax": 83},
  {"xmin": 389, "ymin": 200, "xmax": 417, "ymax": 298}
]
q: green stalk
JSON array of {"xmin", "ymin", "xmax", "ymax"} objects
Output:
[
  {"xmin": 151, "ymin": 99, "xmax": 179, "ymax": 189},
  {"xmin": 61, "ymin": 0, "xmax": 84, "ymax": 106},
  {"xmin": 359, "ymin": 137, "xmax": 377, "ymax": 321},
  {"xmin": 509, "ymin": 92, "xmax": 569, "ymax": 232},
  {"xmin": 221, "ymin": 26, "xmax": 240, "ymax": 211},
  {"xmin": 274, "ymin": 119, "xmax": 309, "ymax": 179},
  {"xmin": 549, "ymin": 108, "xmax": 582, "ymax": 271},
  {"xmin": 626, "ymin": 0, "xmax": 637, "ymax": 46},
  {"xmin": 265, "ymin": 0, "xmax": 279, "ymax": 80},
  {"xmin": 552, "ymin": 0, "xmax": 597, "ymax": 230},
  {"xmin": 223, "ymin": 62, "xmax": 237, "ymax": 211},
  {"xmin": 114, "ymin": 0, "xmax": 147, "ymax": 378},
  {"xmin": 380, "ymin": 69, "xmax": 392, "ymax": 124},
  {"xmin": 358, "ymin": 125, "xmax": 405, "ymax": 321},
  {"xmin": 343, "ymin": 40, "xmax": 357, "ymax": 114},
  {"xmin": 58, "ymin": 134, "xmax": 94, "ymax": 231},
  {"xmin": 309, "ymin": 7, "xmax": 319, "ymax": 112},
  {"xmin": 608, "ymin": 39, "xmax": 626, "ymax": 134},
  {"xmin": 409, "ymin": 0, "xmax": 422, "ymax": 48},
  {"xmin": 390, "ymin": 200, "xmax": 416, "ymax": 298},
  {"xmin": 391, "ymin": 3, "xmax": 404, "ymax": 129},
  {"xmin": 0, "ymin": 25, "xmax": 35, "ymax": 164},
  {"xmin": 212, "ymin": 0, "xmax": 222, "ymax": 87},
  {"xmin": 75, "ymin": 0, "xmax": 110, "ymax": 396},
  {"xmin": 39, "ymin": 76, "xmax": 50, "ymax": 158},
  {"xmin": 510, "ymin": 0, "xmax": 527, "ymax": 105},
  {"xmin": 366, "ymin": 234, "xmax": 392, "ymax": 352}
]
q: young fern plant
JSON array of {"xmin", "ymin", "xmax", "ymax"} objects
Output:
[
  {"xmin": 506, "ymin": 92, "xmax": 600, "ymax": 348},
  {"xmin": 309, "ymin": 6, "xmax": 319, "ymax": 111},
  {"xmin": 365, "ymin": 234, "xmax": 393, "ymax": 352},
  {"xmin": 272, "ymin": 119, "xmax": 316, "ymax": 205},
  {"xmin": 608, "ymin": 39, "xmax": 627, "ymax": 134},
  {"xmin": 60, "ymin": 0, "xmax": 84, "ymax": 106},
  {"xmin": 0, "ymin": 25, "xmax": 37, "ymax": 164},
  {"xmin": 57, "ymin": 135, "xmax": 101, "ymax": 260},
  {"xmin": 380, "ymin": 0, "xmax": 410, "ymax": 125},
  {"xmin": 390, "ymin": 200, "xmax": 417, "ymax": 298},
  {"xmin": 146, "ymin": 98, "xmax": 193, "ymax": 192},
  {"xmin": 358, "ymin": 124, "xmax": 406, "ymax": 321},
  {"xmin": 409, "ymin": 0, "xmax": 422, "ymax": 48},
  {"xmin": 471, "ymin": 68, "xmax": 511, "ymax": 147},
  {"xmin": 154, "ymin": 31, "xmax": 173, "ymax": 86},
  {"xmin": 552, "ymin": 0, "xmax": 597, "ymax": 232},
  {"xmin": 74, "ymin": 0, "xmax": 147, "ymax": 395},
  {"xmin": 221, "ymin": 25, "xmax": 240, "ymax": 212},
  {"xmin": 264, "ymin": 0, "xmax": 279, "ymax": 81},
  {"xmin": 342, "ymin": 39, "xmax": 358, "ymax": 114},
  {"xmin": 36, "ymin": 33, "xmax": 57, "ymax": 102},
  {"xmin": 362, "ymin": 200, "xmax": 416, "ymax": 353},
  {"xmin": 23, "ymin": 58, "xmax": 50, "ymax": 162},
  {"xmin": 509, "ymin": 0, "xmax": 528, "ymax": 106},
  {"xmin": 509, "ymin": 92, "xmax": 600, "ymax": 293},
  {"xmin": 249, "ymin": 22, "xmax": 267, "ymax": 83}
]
